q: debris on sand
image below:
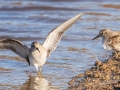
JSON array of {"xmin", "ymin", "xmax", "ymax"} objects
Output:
[{"xmin": 68, "ymin": 53, "xmax": 120, "ymax": 90}]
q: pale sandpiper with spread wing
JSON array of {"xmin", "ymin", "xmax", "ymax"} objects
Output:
[{"xmin": 0, "ymin": 13, "xmax": 83, "ymax": 74}]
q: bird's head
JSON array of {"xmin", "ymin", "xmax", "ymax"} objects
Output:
[
  {"xmin": 31, "ymin": 42, "xmax": 40, "ymax": 52},
  {"xmin": 92, "ymin": 28, "xmax": 111, "ymax": 40}
]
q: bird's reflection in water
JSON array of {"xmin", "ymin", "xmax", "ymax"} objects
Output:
[
  {"xmin": 20, "ymin": 74, "xmax": 56, "ymax": 90},
  {"xmin": 30, "ymin": 75, "xmax": 50, "ymax": 90}
]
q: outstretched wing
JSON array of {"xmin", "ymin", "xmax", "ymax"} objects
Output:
[
  {"xmin": 43, "ymin": 13, "xmax": 83, "ymax": 57},
  {"xmin": 0, "ymin": 39, "xmax": 30, "ymax": 65}
]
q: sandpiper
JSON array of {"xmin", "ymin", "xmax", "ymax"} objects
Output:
[
  {"xmin": 0, "ymin": 13, "xmax": 83, "ymax": 74},
  {"xmin": 92, "ymin": 28, "xmax": 120, "ymax": 58}
]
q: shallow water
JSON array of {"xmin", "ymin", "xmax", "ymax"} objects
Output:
[{"xmin": 0, "ymin": 0, "xmax": 120, "ymax": 90}]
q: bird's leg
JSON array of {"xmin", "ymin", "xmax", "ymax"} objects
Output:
[
  {"xmin": 38, "ymin": 71, "xmax": 41, "ymax": 75},
  {"xmin": 34, "ymin": 64, "xmax": 40, "ymax": 75},
  {"xmin": 39, "ymin": 66, "xmax": 42, "ymax": 73},
  {"xmin": 37, "ymin": 66, "xmax": 43, "ymax": 77}
]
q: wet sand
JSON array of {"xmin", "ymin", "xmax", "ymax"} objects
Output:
[{"xmin": 68, "ymin": 53, "xmax": 120, "ymax": 90}]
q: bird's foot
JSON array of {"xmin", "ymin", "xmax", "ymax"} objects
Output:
[
  {"xmin": 37, "ymin": 71, "xmax": 41, "ymax": 75},
  {"xmin": 37, "ymin": 71, "xmax": 43, "ymax": 78}
]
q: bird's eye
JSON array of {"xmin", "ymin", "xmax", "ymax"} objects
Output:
[
  {"xmin": 36, "ymin": 48, "xmax": 40, "ymax": 53},
  {"xmin": 36, "ymin": 48, "xmax": 38, "ymax": 50},
  {"xmin": 100, "ymin": 32, "xmax": 103, "ymax": 35}
]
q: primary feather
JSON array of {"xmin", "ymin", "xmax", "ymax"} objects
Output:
[{"xmin": 43, "ymin": 13, "xmax": 83, "ymax": 55}]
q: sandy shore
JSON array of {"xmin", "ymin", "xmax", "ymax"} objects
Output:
[{"xmin": 68, "ymin": 53, "xmax": 120, "ymax": 90}]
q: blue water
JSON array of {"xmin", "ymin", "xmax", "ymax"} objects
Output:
[{"xmin": 0, "ymin": 0, "xmax": 120, "ymax": 90}]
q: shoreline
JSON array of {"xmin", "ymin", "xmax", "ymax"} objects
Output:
[{"xmin": 68, "ymin": 53, "xmax": 120, "ymax": 90}]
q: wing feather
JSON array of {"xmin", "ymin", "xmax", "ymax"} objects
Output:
[
  {"xmin": 43, "ymin": 13, "xmax": 83, "ymax": 56},
  {"xmin": 106, "ymin": 35, "xmax": 120, "ymax": 51},
  {"xmin": 0, "ymin": 39, "xmax": 30, "ymax": 65}
]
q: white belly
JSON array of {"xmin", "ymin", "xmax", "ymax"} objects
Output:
[
  {"xmin": 103, "ymin": 40, "xmax": 113, "ymax": 51},
  {"xmin": 103, "ymin": 43, "xmax": 112, "ymax": 50},
  {"xmin": 29, "ymin": 50, "xmax": 47, "ymax": 67}
]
